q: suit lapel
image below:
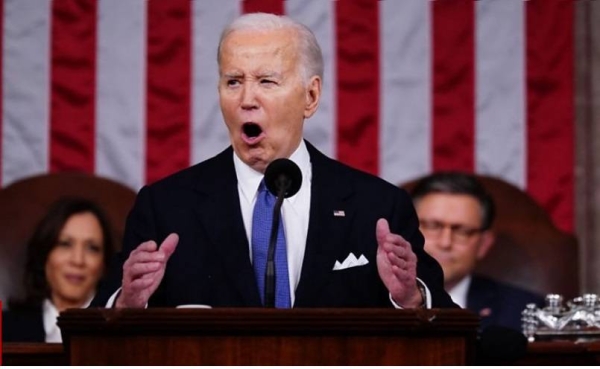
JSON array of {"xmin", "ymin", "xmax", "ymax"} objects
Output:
[
  {"xmin": 191, "ymin": 148, "xmax": 261, "ymax": 306},
  {"xmin": 294, "ymin": 143, "xmax": 354, "ymax": 306}
]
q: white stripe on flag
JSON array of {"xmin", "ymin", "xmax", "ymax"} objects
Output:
[
  {"xmin": 380, "ymin": 0, "xmax": 432, "ymax": 185},
  {"xmin": 475, "ymin": 0, "xmax": 526, "ymax": 189},
  {"xmin": 286, "ymin": 0, "xmax": 336, "ymax": 159},
  {"xmin": 96, "ymin": 0, "xmax": 147, "ymax": 191},
  {"xmin": 2, "ymin": 0, "xmax": 52, "ymax": 187},
  {"xmin": 191, "ymin": 0, "xmax": 240, "ymax": 164}
]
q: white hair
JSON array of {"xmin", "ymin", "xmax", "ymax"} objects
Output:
[{"xmin": 217, "ymin": 12, "xmax": 324, "ymax": 85}]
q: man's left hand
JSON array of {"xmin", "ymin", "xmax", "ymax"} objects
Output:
[{"xmin": 375, "ymin": 218, "xmax": 423, "ymax": 308}]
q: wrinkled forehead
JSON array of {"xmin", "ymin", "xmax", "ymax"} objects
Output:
[{"xmin": 219, "ymin": 28, "xmax": 299, "ymax": 62}]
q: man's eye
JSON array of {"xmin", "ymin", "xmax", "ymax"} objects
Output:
[
  {"xmin": 454, "ymin": 228, "xmax": 470, "ymax": 237},
  {"xmin": 427, "ymin": 222, "xmax": 443, "ymax": 230},
  {"xmin": 227, "ymin": 79, "xmax": 240, "ymax": 87},
  {"xmin": 260, "ymin": 79, "xmax": 275, "ymax": 85}
]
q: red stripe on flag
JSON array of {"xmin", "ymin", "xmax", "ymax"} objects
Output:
[
  {"xmin": 431, "ymin": 0, "xmax": 475, "ymax": 172},
  {"xmin": 49, "ymin": 0, "xmax": 97, "ymax": 173},
  {"xmin": 242, "ymin": 0, "xmax": 284, "ymax": 15},
  {"xmin": 146, "ymin": 0, "xmax": 191, "ymax": 184},
  {"xmin": 335, "ymin": 0, "xmax": 380, "ymax": 175},
  {"xmin": 526, "ymin": 0, "xmax": 574, "ymax": 232}
]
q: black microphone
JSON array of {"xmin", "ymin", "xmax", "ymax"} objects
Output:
[{"xmin": 263, "ymin": 158, "xmax": 302, "ymax": 307}]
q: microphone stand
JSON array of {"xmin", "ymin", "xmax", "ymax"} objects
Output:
[{"xmin": 264, "ymin": 175, "xmax": 290, "ymax": 308}]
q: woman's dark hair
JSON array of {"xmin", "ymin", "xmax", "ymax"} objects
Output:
[
  {"xmin": 10, "ymin": 197, "xmax": 116, "ymax": 310},
  {"xmin": 410, "ymin": 171, "xmax": 496, "ymax": 231}
]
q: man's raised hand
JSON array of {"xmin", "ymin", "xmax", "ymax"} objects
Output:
[
  {"xmin": 115, "ymin": 233, "xmax": 179, "ymax": 308},
  {"xmin": 375, "ymin": 218, "xmax": 423, "ymax": 308}
]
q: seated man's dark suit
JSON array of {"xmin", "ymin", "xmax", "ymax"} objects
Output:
[
  {"xmin": 92, "ymin": 141, "xmax": 455, "ymax": 308},
  {"xmin": 468, "ymin": 274, "xmax": 545, "ymax": 331},
  {"xmin": 2, "ymin": 308, "xmax": 45, "ymax": 342}
]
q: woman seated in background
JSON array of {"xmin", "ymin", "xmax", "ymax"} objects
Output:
[{"xmin": 2, "ymin": 197, "xmax": 115, "ymax": 342}]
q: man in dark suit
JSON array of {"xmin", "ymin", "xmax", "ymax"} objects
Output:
[
  {"xmin": 410, "ymin": 172, "xmax": 545, "ymax": 331},
  {"xmin": 92, "ymin": 13, "xmax": 455, "ymax": 310}
]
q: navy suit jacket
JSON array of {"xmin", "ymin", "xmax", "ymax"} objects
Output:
[
  {"xmin": 467, "ymin": 275, "xmax": 545, "ymax": 331},
  {"xmin": 2, "ymin": 308, "xmax": 45, "ymax": 342},
  {"xmin": 92, "ymin": 141, "xmax": 455, "ymax": 308}
]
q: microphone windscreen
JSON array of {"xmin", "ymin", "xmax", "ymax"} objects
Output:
[{"xmin": 264, "ymin": 158, "xmax": 302, "ymax": 198}]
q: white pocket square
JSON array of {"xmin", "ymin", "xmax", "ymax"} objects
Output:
[{"xmin": 333, "ymin": 253, "xmax": 369, "ymax": 270}]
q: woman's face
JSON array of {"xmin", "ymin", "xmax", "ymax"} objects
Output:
[{"xmin": 45, "ymin": 212, "xmax": 105, "ymax": 311}]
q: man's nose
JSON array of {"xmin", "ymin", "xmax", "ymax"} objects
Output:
[
  {"xmin": 240, "ymin": 83, "xmax": 258, "ymax": 110},
  {"xmin": 437, "ymin": 227, "xmax": 453, "ymax": 249}
]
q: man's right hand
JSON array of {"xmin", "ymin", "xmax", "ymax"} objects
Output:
[{"xmin": 115, "ymin": 233, "xmax": 179, "ymax": 308}]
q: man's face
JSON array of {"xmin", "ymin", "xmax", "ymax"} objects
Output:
[
  {"xmin": 218, "ymin": 28, "xmax": 321, "ymax": 173},
  {"xmin": 415, "ymin": 193, "xmax": 493, "ymax": 290}
]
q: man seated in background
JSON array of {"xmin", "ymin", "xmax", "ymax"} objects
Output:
[{"xmin": 410, "ymin": 172, "xmax": 545, "ymax": 332}]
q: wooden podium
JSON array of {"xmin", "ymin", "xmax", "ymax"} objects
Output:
[{"xmin": 58, "ymin": 308, "xmax": 478, "ymax": 365}]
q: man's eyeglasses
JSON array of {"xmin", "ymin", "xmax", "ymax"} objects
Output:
[{"xmin": 419, "ymin": 219, "xmax": 483, "ymax": 243}]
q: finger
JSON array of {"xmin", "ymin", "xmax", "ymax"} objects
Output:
[
  {"xmin": 389, "ymin": 252, "xmax": 417, "ymax": 276},
  {"xmin": 385, "ymin": 250, "xmax": 407, "ymax": 270},
  {"xmin": 133, "ymin": 240, "xmax": 159, "ymax": 253},
  {"xmin": 128, "ymin": 249, "xmax": 166, "ymax": 264},
  {"xmin": 159, "ymin": 233, "xmax": 179, "ymax": 260},
  {"xmin": 382, "ymin": 237, "xmax": 414, "ymax": 262},
  {"xmin": 390, "ymin": 261, "xmax": 416, "ymax": 281},
  {"xmin": 129, "ymin": 278, "xmax": 154, "ymax": 295},
  {"xmin": 129, "ymin": 275, "xmax": 157, "ymax": 290},
  {"xmin": 382, "ymin": 227, "xmax": 410, "ymax": 244},
  {"xmin": 395, "ymin": 243, "xmax": 415, "ymax": 261},
  {"xmin": 376, "ymin": 218, "xmax": 390, "ymax": 244},
  {"xmin": 127, "ymin": 261, "xmax": 162, "ymax": 278}
]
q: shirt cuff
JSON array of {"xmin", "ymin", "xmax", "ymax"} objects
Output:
[
  {"xmin": 106, "ymin": 288, "xmax": 149, "ymax": 308},
  {"xmin": 106, "ymin": 288, "xmax": 121, "ymax": 307},
  {"xmin": 389, "ymin": 278, "xmax": 432, "ymax": 309}
]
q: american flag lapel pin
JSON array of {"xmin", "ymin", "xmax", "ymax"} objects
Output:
[{"xmin": 333, "ymin": 210, "xmax": 345, "ymax": 217}]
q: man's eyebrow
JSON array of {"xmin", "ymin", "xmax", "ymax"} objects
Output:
[
  {"xmin": 221, "ymin": 72, "xmax": 283, "ymax": 80},
  {"xmin": 256, "ymin": 71, "xmax": 282, "ymax": 79},
  {"xmin": 222, "ymin": 72, "xmax": 243, "ymax": 79}
]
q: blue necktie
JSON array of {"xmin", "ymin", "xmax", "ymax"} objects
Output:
[{"xmin": 252, "ymin": 180, "xmax": 291, "ymax": 308}]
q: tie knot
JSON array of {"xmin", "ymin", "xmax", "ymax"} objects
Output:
[
  {"xmin": 257, "ymin": 179, "xmax": 275, "ymax": 204},
  {"xmin": 258, "ymin": 179, "xmax": 267, "ymax": 193}
]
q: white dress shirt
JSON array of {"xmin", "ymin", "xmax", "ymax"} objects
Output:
[
  {"xmin": 43, "ymin": 296, "xmax": 93, "ymax": 343},
  {"xmin": 447, "ymin": 275, "xmax": 472, "ymax": 309}
]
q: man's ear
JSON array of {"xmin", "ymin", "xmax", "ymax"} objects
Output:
[
  {"xmin": 476, "ymin": 230, "xmax": 495, "ymax": 260},
  {"xmin": 304, "ymin": 75, "xmax": 321, "ymax": 119}
]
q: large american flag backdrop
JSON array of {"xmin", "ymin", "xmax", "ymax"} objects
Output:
[{"xmin": 0, "ymin": 0, "xmax": 574, "ymax": 231}]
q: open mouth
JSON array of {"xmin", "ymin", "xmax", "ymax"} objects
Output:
[
  {"xmin": 243, "ymin": 122, "xmax": 262, "ymax": 137},
  {"xmin": 242, "ymin": 122, "xmax": 264, "ymax": 144}
]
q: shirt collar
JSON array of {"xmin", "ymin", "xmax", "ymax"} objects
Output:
[
  {"xmin": 234, "ymin": 140, "xmax": 311, "ymax": 204},
  {"xmin": 447, "ymin": 275, "xmax": 472, "ymax": 309},
  {"xmin": 43, "ymin": 295, "xmax": 94, "ymax": 342}
]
